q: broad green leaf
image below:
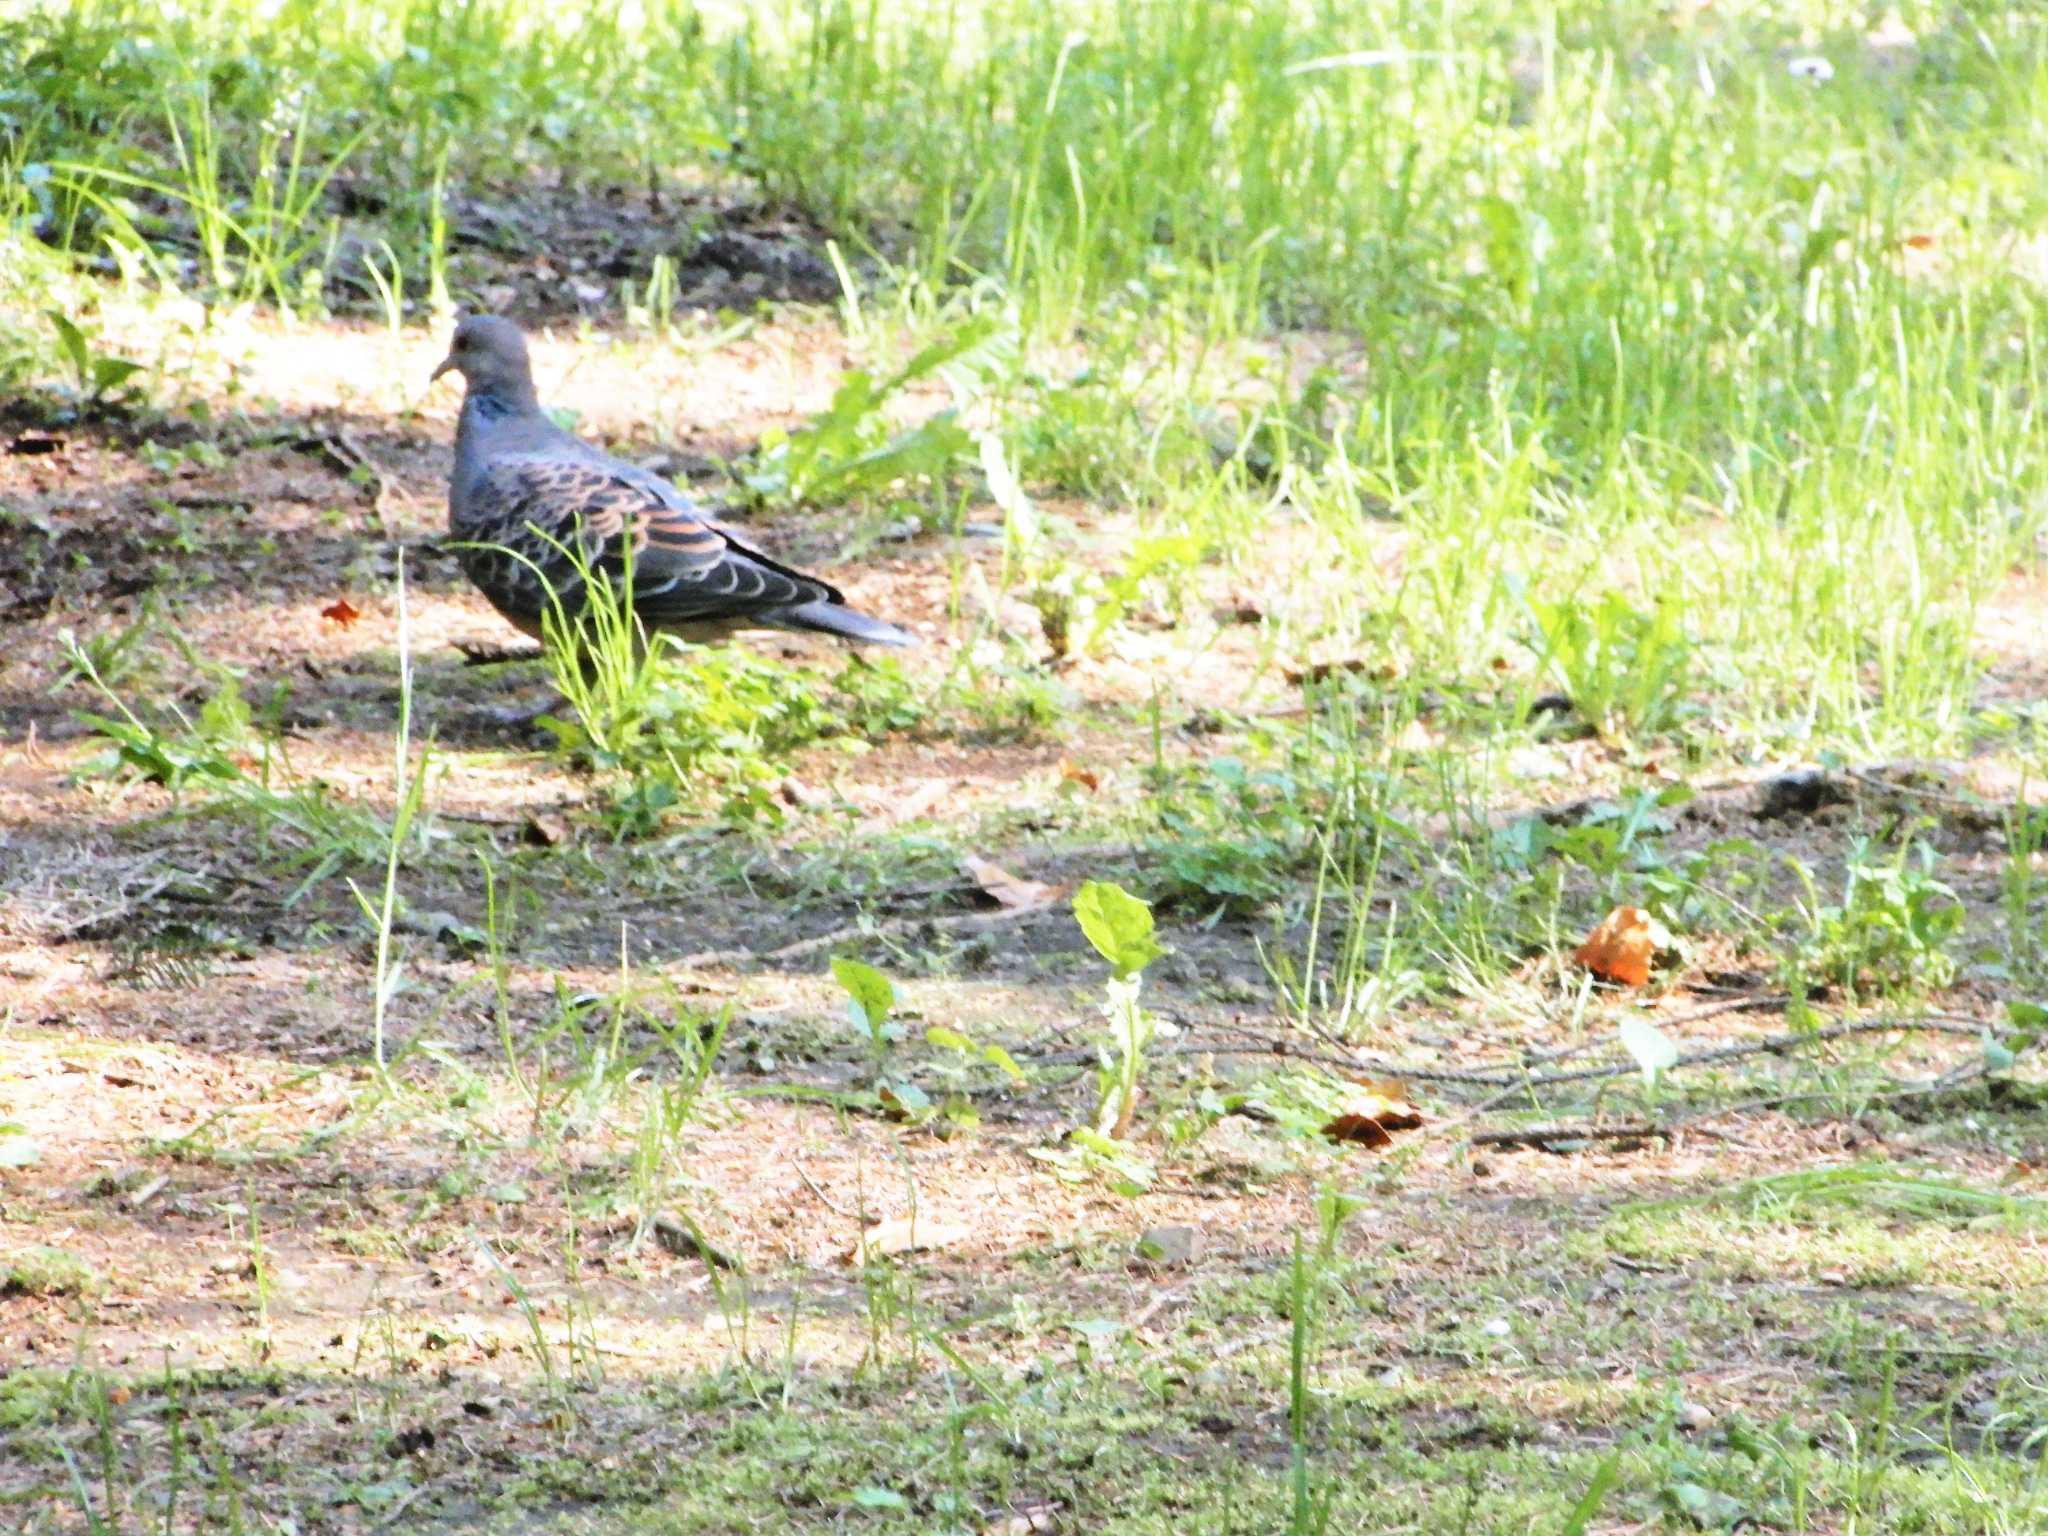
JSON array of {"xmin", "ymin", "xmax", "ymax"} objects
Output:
[
  {"xmin": 1476, "ymin": 194, "xmax": 1529, "ymax": 306},
  {"xmin": 1618, "ymin": 1017, "xmax": 1679, "ymax": 1086},
  {"xmin": 1073, "ymin": 880, "xmax": 1163, "ymax": 977},
  {"xmin": 878, "ymin": 1078, "xmax": 931, "ymax": 1119},
  {"xmin": 46, "ymin": 310, "xmax": 89, "ymax": 382},
  {"xmin": 831, "ymin": 957, "xmax": 894, "ymax": 1033},
  {"xmin": 1069, "ymin": 1127, "xmax": 1156, "ymax": 1192},
  {"xmin": 925, "ymin": 1026, "xmax": 975, "ymax": 1052},
  {"xmin": 92, "ymin": 357, "xmax": 145, "ymax": 396},
  {"xmin": 1983, "ymin": 1031, "xmax": 2018, "ymax": 1074},
  {"xmin": 849, "ymin": 1486, "xmax": 907, "ymax": 1511},
  {"xmin": 887, "ymin": 313, "xmax": 1001, "ymax": 391},
  {"xmin": 980, "ymin": 1043, "xmax": 1027, "ymax": 1083}
]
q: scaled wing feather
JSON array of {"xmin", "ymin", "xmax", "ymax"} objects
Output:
[{"xmin": 460, "ymin": 454, "xmax": 840, "ymax": 629}]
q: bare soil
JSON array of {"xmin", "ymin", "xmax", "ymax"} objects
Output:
[{"xmin": 4, "ymin": 300, "xmax": 2046, "ymax": 1534}]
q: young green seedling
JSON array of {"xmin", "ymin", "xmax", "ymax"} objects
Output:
[{"xmin": 1073, "ymin": 879, "xmax": 1166, "ymax": 1139}]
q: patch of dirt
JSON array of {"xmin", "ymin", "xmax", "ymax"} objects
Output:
[
  {"xmin": 325, "ymin": 177, "xmax": 845, "ymax": 319},
  {"xmin": 5, "ymin": 310, "xmax": 2048, "ymax": 1533}
]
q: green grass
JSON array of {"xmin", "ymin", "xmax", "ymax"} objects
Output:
[
  {"xmin": 1600, "ymin": 1163, "xmax": 2048, "ymax": 1286},
  {"xmin": 9, "ymin": 1, "xmax": 2045, "ymax": 759}
]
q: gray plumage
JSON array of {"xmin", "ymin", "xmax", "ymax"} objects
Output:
[{"xmin": 430, "ymin": 315, "xmax": 915, "ymax": 648}]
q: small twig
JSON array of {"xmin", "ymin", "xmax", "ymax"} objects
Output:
[
  {"xmin": 792, "ymin": 1157, "xmax": 855, "ymax": 1218},
  {"xmin": 1211, "ymin": 994, "xmax": 1791, "ymax": 1094},
  {"xmin": 651, "ymin": 1214, "xmax": 741, "ymax": 1271},
  {"xmin": 1461, "ymin": 995, "xmax": 1790, "ymax": 1102},
  {"xmin": 1079, "ymin": 1013, "xmax": 1990, "ymax": 1109},
  {"xmin": 1474, "ymin": 1058, "xmax": 2007, "ymax": 1153},
  {"xmin": 1130, "ymin": 1286, "xmax": 1190, "ymax": 1332},
  {"xmin": 300, "ymin": 429, "xmax": 401, "ymax": 534},
  {"xmin": 1030, "ymin": 1038, "xmax": 1513, "ymax": 1084},
  {"xmin": 671, "ymin": 901, "xmax": 1061, "ymax": 971},
  {"xmin": 1469, "ymin": 1121, "xmax": 1669, "ymax": 1150},
  {"xmin": 374, "ymin": 1485, "xmax": 430, "ymax": 1530},
  {"xmin": 1841, "ymin": 764, "xmax": 1989, "ymax": 812},
  {"xmin": 1504, "ymin": 1016, "xmax": 1983, "ymax": 1092},
  {"xmin": 1461, "ymin": 1015, "xmax": 1986, "ymax": 1116}
]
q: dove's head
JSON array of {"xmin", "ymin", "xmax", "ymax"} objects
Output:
[{"xmin": 431, "ymin": 315, "xmax": 535, "ymax": 401}]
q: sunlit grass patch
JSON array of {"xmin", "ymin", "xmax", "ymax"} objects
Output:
[
  {"xmin": 1, "ymin": 1244, "xmax": 101, "ymax": 1298},
  {"xmin": 1601, "ymin": 1164, "xmax": 2048, "ymax": 1286}
]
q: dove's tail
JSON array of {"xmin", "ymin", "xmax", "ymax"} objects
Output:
[{"xmin": 775, "ymin": 600, "xmax": 919, "ymax": 647}]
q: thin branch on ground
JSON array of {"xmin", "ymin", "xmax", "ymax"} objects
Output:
[
  {"xmin": 297, "ymin": 428, "xmax": 402, "ymax": 534},
  {"xmin": 1467, "ymin": 1015, "xmax": 1985, "ymax": 1107},
  {"xmin": 1469, "ymin": 1121, "xmax": 1671, "ymax": 1150},
  {"xmin": 1060, "ymin": 1013, "xmax": 1990, "ymax": 1101},
  {"xmin": 793, "ymin": 1156, "xmax": 855, "ymax": 1218},
  {"xmin": 1465, "ymin": 1058, "xmax": 2014, "ymax": 1155},
  {"xmin": 670, "ymin": 901, "xmax": 1062, "ymax": 971}
]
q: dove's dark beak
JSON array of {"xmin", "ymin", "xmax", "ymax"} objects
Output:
[{"xmin": 430, "ymin": 354, "xmax": 457, "ymax": 384}]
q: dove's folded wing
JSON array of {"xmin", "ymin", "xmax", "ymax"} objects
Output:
[{"xmin": 458, "ymin": 454, "xmax": 841, "ymax": 629}]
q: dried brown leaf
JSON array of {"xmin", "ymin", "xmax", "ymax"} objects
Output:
[
  {"xmin": 1573, "ymin": 904, "xmax": 1657, "ymax": 987},
  {"xmin": 523, "ymin": 812, "xmax": 569, "ymax": 847},
  {"xmin": 1320, "ymin": 1079, "xmax": 1423, "ymax": 1148},
  {"xmin": 963, "ymin": 854, "xmax": 1067, "ymax": 912},
  {"xmin": 852, "ymin": 1216, "xmax": 974, "ymax": 1262}
]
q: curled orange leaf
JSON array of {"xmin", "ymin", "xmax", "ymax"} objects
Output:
[{"xmin": 1574, "ymin": 905, "xmax": 1660, "ymax": 987}]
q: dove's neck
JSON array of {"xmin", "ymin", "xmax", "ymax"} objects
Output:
[{"xmin": 456, "ymin": 382, "xmax": 543, "ymax": 456}]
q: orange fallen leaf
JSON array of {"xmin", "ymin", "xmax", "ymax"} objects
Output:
[
  {"xmin": 320, "ymin": 597, "xmax": 362, "ymax": 627},
  {"xmin": 1058, "ymin": 758, "xmax": 1100, "ymax": 793},
  {"xmin": 851, "ymin": 1216, "xmax": 974, "ymax": 1262},
  {"xmin": 1899, "ymin": 232, "xmax": 1938, "ymax": 250},
  {"xmin": 1574, "ymin": 904, "xmax": 1659, "ymax": 987},
  {"xmin": 963, "ymin": 854, "xmax": 1067, "ymax": 912},
  {"xmin": 1322, "ymin": 1114, "xmax": 1396, "ymax": 1148},
  {"xmin": 1321, "ymin": 1079, "xmax": 1424, "ymax": 1148}
]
